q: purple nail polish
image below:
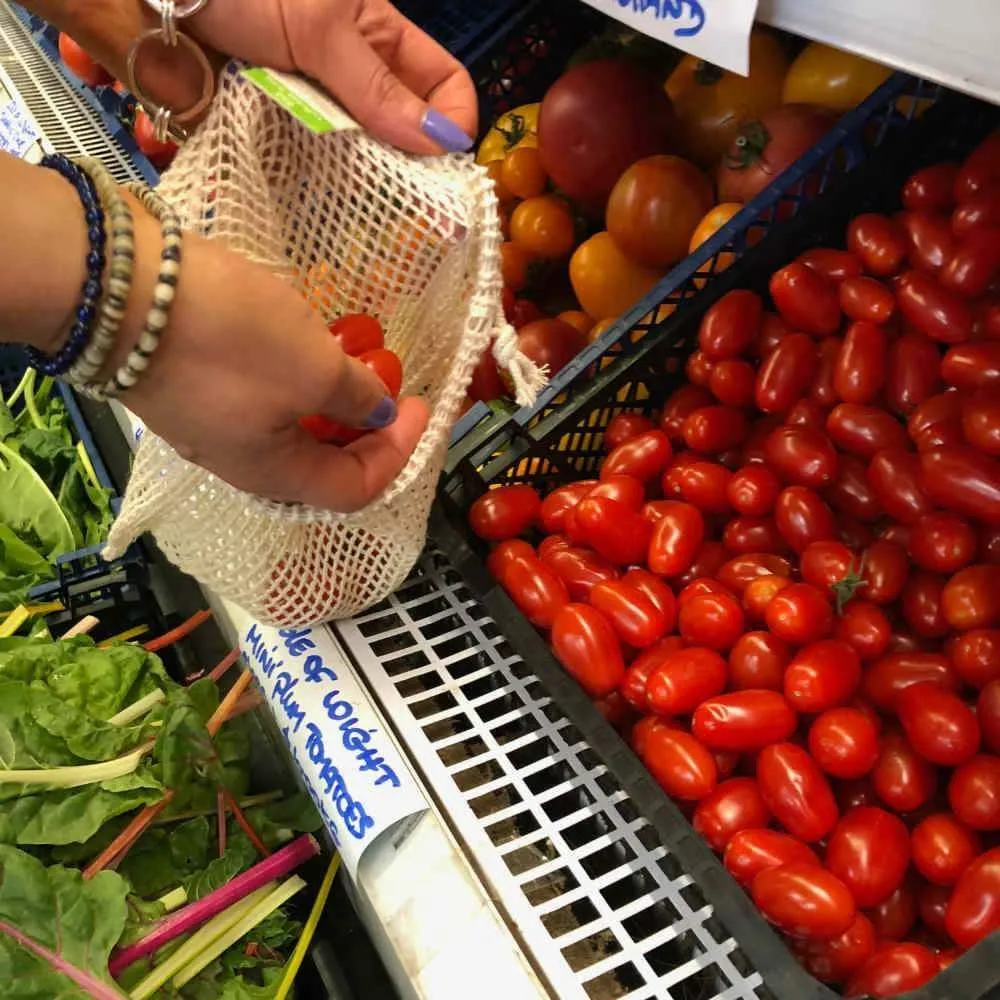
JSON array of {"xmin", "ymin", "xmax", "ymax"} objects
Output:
[
  {"xmin": 363, "ymin": 396, "xmax": 398, "ymax": 430},
  {"xmin": 421, "ymin": 109, "xmax": 474, "ymax": 153}
]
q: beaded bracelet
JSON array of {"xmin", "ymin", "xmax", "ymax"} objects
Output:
[
  {"xmin": 26, "ymin": 155, "xmax": 106, "ymax": 377},
  {"xmin": 64, "ymin": 157, "xmax": 136, "ymax": 388}
]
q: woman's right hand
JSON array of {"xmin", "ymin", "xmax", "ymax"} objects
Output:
[{"xmin": 115, "ymin": 203, "xmax": 429, "ymax": 511}]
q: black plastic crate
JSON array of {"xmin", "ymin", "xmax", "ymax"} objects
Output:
[
  {"xmin": 437, "ymin": 90, "xmax": 1000, "ymax": 1000},
  {"xmin": 395, "ymin": 0, "xmax": 523, "ymax": 64}
]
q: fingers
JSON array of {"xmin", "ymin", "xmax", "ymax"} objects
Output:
[
  {"xmin": 277, "ymin": 396, "xmax": 430, "ymax": 511},
  {"xmin": 316, "ymin": 352, "xmax": 399, "ymax": 429}
]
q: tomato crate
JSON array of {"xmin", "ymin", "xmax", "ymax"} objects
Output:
[
  {"xmin": 436, "ymin": 88, "xmax": 1000, "ymax": 1000},
  {"xmin": 393, "ymin": 0, "xmax": 525, "ymax": 65}
]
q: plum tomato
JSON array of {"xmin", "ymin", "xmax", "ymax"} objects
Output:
[
  {"xmin": 847, "ymin": 213, "xmax": 907, "ymax": 276},
  {"xmin": 845, "ymin": 943, "xmax": 939, "ymax": 998},
  {"xmin": 942, "ymin": 564, "xmax": 1000, "ymax": 630},
  {"xmin": 885, "ymin": 334, "xmax": 943, "ymax": 416},
  {"xmin": 697, "ymin": 289, "xmax": 763, "ymax": 360},
  {"xmin": 908, "ymin": 512, "xmax": 977, "ymax": 574},
  {"xmin": 671, "ymin": 540, "xmax": 730, "ymax": 587},
  {"xmin": 541, "ymin": 545, "xmax": 619, "ymax": 602},
  {"xmin": 620, "ymin": 636, "xmax": 685, "ymax": 710},
  {"xmin": 898, "ymin": 209, "xmax": 956, "ymax": 273},
  {"xmin": 724, "ymin": 828, "xmax": 819, "ymax": 888},
  {"xmin": 897, "ymin": 269, "xmax": 973, "ymax": 343},
  {"xmin": 828, "ymin": 454, "xmax": 881, "ymax": 522},
  {"xmin": 784, "ymin": 640, "xmax": 862, "ymax": 714},
  {"xmin": 810, "ymin": 336, "xmax": 841, "ymax": 409},
  {"xmin": 692, "ymin": 777, "xmax": 771, "ymax": 853},
  {"xmin": 660, "ymin": 385, "xmax": 715, "ymax": 442},
  {"xmin": 808, "ymin": 707, "xmax": 880, "ymax": 779},
  {"xmin": 940, "ymin": 225, "xmax": 1000, "ymax": 298},
  {"xmin": 839, "ymin": 276, "xmax": 896, "ymax": 324},
  {"xmin": 834, "ymin": 600, "xmax": 892, "ymax": 662},
  {"xmin": 662, "ymin": 457, "xmax": 732, "ymax": 515},
  {"xmin": 764, "ymin": 425, "xmax": 839, "ymax": 489},
  {"xmin": 716, "ymin": 553, "xmax": 792, "ymax": 594},
  {"xmin": 769, "ymin": 262, "xmax": 842, "ymax": 338},
  {"xmin": 872, "ymin": 732, "xmax": 938, "ymax": 814},
  {"xmin": 794, "ymin": 913, "xmax": 875, "ymax": 985},
  {"xmin": 723, "ymin": 516, "xmax": 788, "ymax": 555},
  {"xmin": 647, "ymin": 502, "xmax": 705, "ymax": 576},
  {"xmin": 866, "ymin": 879, "xmax": 919, "ymax": 941},
  {"xmin": 827, "ymin": 403, "xmax": 909, "ymax": 458},
  {"xmin": 826, "ymin": 806, "xmax": 911, "ymax": 908},
  {"xmin": 908, "ymin": 391, "xmax": 964, "ymax": 452},
  {"xmin": 686, "ymin": 349, "xmax": 715, "ymax": 387},
  {"xmin": 678, "ymin": 589, "xmax": 745, "ymax": 651},
  {"xmin": 469, "ymin": 484, "xmax": 541, "ymax": 541},
  {"xmin": 911, "ymin": 812, "xmax": 982, "ymax": 886},
  {"xmin": 867, "ymin": 449, "xmax": 934, "ymax": 525},
  {"xmin": 756, "ymin": 743, "xmax": 839, "ymax": 842},
  {"xmin": 743, "ymin": 574, "xmax": 793, "ymax": 623},
  {"xmin": 574, "ymin": 496, "xmax": 653, "ymax": 566},
  {"xmin": 940, "ymin": 341, "xmax": 1000, "ymax": 390},
  {"xmin": 622, "ymin": 569, "xmax": 677, "ymax": 627},
  {"xmin": 800, "ymin": 540, "xmax": 860, "ymax": 596},
  {"xmin": 551, "ymin": 604, "xmax": 625, "ymax": 698},
  {"xmin": 709, "ymin": 359, "xmax": 757, "ymax": 407},
  {"xmin": 919, "ymin": 448, "xmax": 1000, "ymax": 525},
  {"xmin": 682, "ymin": 406, "xmax": 750, "ymax": 454},
  {"xmin": 765, "ymin": 582, "xmax": 834, "ymax": 644},
  {"xmin": 693, "ymin": 691, "xmax": 798, "ymax": 752},
  {"xmin": 587, "ymin": 474, "xmax": 646, "ymax": 510},
  {"xmin": 862, "ymin": 651, "xmax": 959, "ymax": 712},
  {"xmin": 640, "ymin": 726, "xmax": 718, "ymax": 801},
  {"xmin": 726, "ymin": 465, "xmax": 782, "ymax": 516},
  {"xmin": 755, "ymin": 333, "xmax": 818, "ymax": 414},
  {"xmin": 589, "ymin": 579, "xmax": 670, "ymax": 649},
  {"xmin": 962, "ymin": 386, "xmax": 1000, "ymax": 457},
  {"xmin": 486, "ymin": 539, "xmax": 535, "ymax": 584},
  {"xmin": 602, "ymin": 429, "xmax": 672, "ymax": 483},
  {"xmin": 949, "ymin": 630, "xmax": 1000, "ymax": 689},
  {"xmin": 604, "ymin": 412, "xmax": 656, "ymax": 452},
  {"xmin": 900, "ymin": 571, "xmax": 951, "ymax": 640},
  {"xmin": 833, "ymin": 320, "xmax": 889, "ymax": 405},
  {"xmin": 917, "ymin": 882, "xmax": 953, "ymax": 939},
  {"xmin": 953, "ymin": 187, "xmax": 1000, "ymax": 236},
  {"xmin": 860, "ymin": 539, "xmax": 910, "ymax": 605},
  {"xmin": 646, "ymin": 647, "xmax": 728, "ymax": 715},
  {"xmin": 752, "ymin": 863, "xmax": 856, "ymax": 941},
  {"xmin": 501, "ymin": 554, "xmax": 569, "ymax": 629},
  {"xmin": 729, "ymin": 632, "xmax": 791, "ymax": 690},
  {"xmin": 949, "ymin": 755, "xmax": 1000, "ymax": 831},
  {"xmin": 775, "ymin": 487, "xmax": 836, "ymax": 555},
  {"xmin": 798, "ymin": 247, "xmax": 864, "ymax": 283},
  {"xmin": 538, "ymin": 481, "xmax": 596, "ymax": 534},
  {"xmin": 945, "ymin": 845, "xmax": 1000, "ymax": 949},
  {"xmin": 902, "ymin": 162, "xmax": 960, "ymax": 212}
]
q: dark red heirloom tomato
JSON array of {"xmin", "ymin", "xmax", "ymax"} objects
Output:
[
  {"xmin": 949, "ymin": 754, "xmax": 1000, "ymax": 831},
  {"xmin": 724, "ymin": 828, "xmax": 820, "ymax": 887},
  {"xmin": 551, "ymin": 604, "xmax": 625, "ymax": 698},
  {"xmin": 752, "ymin": 864, "xmax": 856, "ymax": 942},
  {"xmin": 603, "ymin": 412, "xmax": 656, "ymax": 452},
  {"xmin": 574, "ymin": 496, "xmax": 653, "ymax": 566},
  {"xmin": 647, "ymin": 502, "xmax": 705, "ymax": 577},
  {"xmin": 601, "ymin": 429, "xmax": 672, "ymax": 483},
  {"xmin": 911, "ymin": 812, "xmax": 982, "ymax": 886},
  {"xmin": 784, "ymin": 640, "xmax": 862, "ymax": 714},
  {"xmin": 946, "ymin": 845, "xmax": 1000, "ymax": 949},
  {"xmin": 769, "ymin": 262, "xmax": 841, "ymax": 337},
  {"xmin": 846, "ymin": 943, "xmax": 939, "ymax": 998},
  {"xmin": 764, "ymin": 425, "xmax": 838, "ymax": 489},
  {"xmin": 645, "ymin": 647, "xmax": 728, "ymax": 716},
  {"xmin": 692, "ymin": 691, "xmax": 798, "ymax": 752},
  {"xmin": 826, "ymin": 806, "xmax": 911, "ymax": 909},
  {"xmin": 692, "ymin": 777, "xmax": 771, "ymax": 853},
  {"xmin": 793, "ymin": 913, "xmax": 876, "ymax": 985},
  {"xmin": 757, "ymin": 743, "xmax": 839, "ymax": 842},
  {"xmin": 834, "ymin": 321, "xmax": 888, "ymax": 404},
  {"xmin": 872, "ymin": 732, "xmax": 938, "ymax": 814},
  {"xmin": 698, "ymin": 289, "xmax": 763, "ymax": 360},
  {"xmin": 640, "ymin": 726, "xmax": 718, "ymax": 801},
  {"xmin": 808, "ymin": 707, "xmax": 880, "ymax": 780},
  {"xmin": 501, "ymin": 554, "xmax": 569, "ymax": 629},
  {"xmin": 755, "ymin": 333, "xmax": 818, "ymax": 414},
  {"xmin": 469, "ymin": 484, "xmax": 541, "ymax": 541},
  {"xmin": 589, "ymin": 580, "xmax": 669, "ymax": 649},
  {"xmin": 765, "ymin": 582, "xmax": 834, "ymax": 644},
  {"xmin": 729, "ymin": 632, "xmax": 791, "ymax": 690}
]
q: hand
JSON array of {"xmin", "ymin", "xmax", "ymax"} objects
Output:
[{"xmin": 115, "ymin": 201, "xmax": 429, "ymax": 511}]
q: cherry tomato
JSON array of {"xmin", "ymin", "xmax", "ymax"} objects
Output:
[
  {"xmin": 469, "ymin": 485, "xmax": 541, "ymax": 541},
  {"xmin": 885, "ymin": 334, "xmax": 942, "ymax": 416},
  {"xmin": 755, "ymin": 333, "xmax": 819, "ymax": 414},
  {"xmin": 698, "ymin": 289, "xmax": 763, "ymax": 361},
  {"xmin": 663, "ymin": 458, "xmax": 732, "ymax": 515},
  {"xmin": 678, "ymin": 591, "xmax": 745, "ymax": 651},
  {"xmin": 950, "ymin": 629, "xmax": 1000, "ymax": 689},
  {"xmin": 900, "ymin": 571, "xmax": 951, "ymax": 639},
  {"xmin": 620, "ymin": 636, "xmax": 685, "ymax": 710},
  {"xmin": 501, "ymin": 554, "xmax": 570, "ymax": 629},
  {"xmin": 753, "ymin": 863, "xmax": 855, "ymax": 941},
  {"xmin": 953, "ymin": 187, "xmax": 1000, "ymax": 236},
  {"xmin": 963, "ymin": 385, "xmax": 1000, "ymax": 457},
  {"xmin": 846, "ymin": 943, "xmax": 939, "ymax": 997},
  {"xmin": 717, "ymin": 553, "xmax": 793, "ymax": 594},
  {"xmin": 660, "ymin": 385, "xmax": 715, "ymax": 442},
  {"xmin": 981, "ymin": 525, "xmax": 1000, "ymax": 564},
  {"xmin": 708, "ymin": 359, "xmax": 756, "ymax": 408},
  {"xmin": 950, "ymin": 755, "xmax": 1000, "ymax": 830},
  {"xmin": 978, "ymin": 681, "xmax": 1000, "ymax": 754},
  {"xmin": 827, "ymin": 806, "xmax": 910, "ymax": 908},
  {"xmin": 723, "ymin": 516, "xmax": 788, "ymax": 555},
  {"xmin": 726, "ymin": 465, "xmax": 781, "ymax": 516},
  {"xmin": 872, "ymin": 732, "xmax": 939, "ymax": 813},
  {"xmin": 911, "ymin": 812, "xmax": 982, "ymax": 887},
  {"xmin": 946, "ymin": 846, "xmax": 1000, "ymax": 949},
  {"xmin": 941, "ymin": 341, "xmax": 1000, "ymax": 391},
  {"xmin": 765, "ymin": 582, "xmax": 833, "ymax": 644},
  {"xmin": 940, "ymin": 225, "xmax": 1000, "ymax": 298},
  {"xmin": 798, "ymin": 247, "xmax": 864, "ymax": 283},
  {"xmin": 648, "ymin": 502, "xmax": 705, "ymax": 577},
  {"xmin": 602, "ymin": 430, "xmax": 672, "ymax": 484},
  {"xmin": 794, "ymin": 913, "xmax": 876, "ymax": 985},
  {"xmin": 692, "ymin": 778, "xmax": 771, "ymax": 853},
  {"xmin": 744, "ymin": 574, "xmax": 793, "ymax": 623},
  {"xmin": 848, "ymin": 214, "xmax": 907, "ymax": 276},
  {"xmin": 775, "ymin": 487, "xmax": 836, "ymax": 555},
  {"xmin": 692, "ymin": 691, "xmax": 798, "ymax": 753},
  {"xmin": 764, "ymin": 426, "xmax": 838, "ymax": 490},
  {"xmin": 539, "ymin": 482, "xmax": 596, "ymax": 534},
  {"xmin": 835, "ymin": 601, "xmax": 892, "ymax": 663},
  {"xmin": 809, "ymin": 707, "xmax": 880, "ymax": 779},
  {"xmin": 770, "ymin": 262, "xmax": 842, "ymax": 338},
  {"xmin": 956, "ymin": 131, "xmax": 1000, "ymax": 201},
  {"xmin": 729, "ymin": 632, "xmax": 791, "ymax": 690},
  {"xmin": 897, "ymin": 270, "xmax": 974, "ymax": 343},
  {"xmin": 800, "ymin": 540, "xmax": 859, "ymax": 595},
  {"xmin": 903, "ymin": 162, "xmax": 960, "ymax": 212},
  {"xmin": 724, "ymin": 828, "xmax": 820, "ymax": 888},
  {"xmin": 328, "ymin": 314, "xmax": 385, "ymax": 356},
  {"xmin": 908, "ymin": 391, "xmax": 964, "ymax": 452},
  {"xmin": 757, "ymin": 743, "xmax": 839, "ymax": 842},
  {"xmin": 838, "ymin": 517, "xmax": 876, "ymax": 552},
  {"xmin": 828, "ymin": 404, "xmax": 909, "ymax": 458},
  {"xmin": 942, "ymin": 564, "xmax": 1000, "ymax": 630},
  {"xmin": 785, "ymin": 640, "xmax": 862, "ymax": 714},
  {"xmin": 640, "ymin": 726, "xmax": 718, "ymax": 801},
  {"xmin": 551, "ymin": 604, "xmax": 625, "ymax": 698},
  {"xmin": 510, "ymin": 195, "xmax": 576, "ymax": 259},
  {"xmin": 682, "ymin": 406, "xmax": 749, "ymax": 454},
  {"xmin": 837, "ymin": 276, "xmax": 895, "ymax": 326},
  {"xmin": 574, "ymin": 497, "xmax": 653, "ymax": 566},
  {"xmin": 906, "ymin": 513, "xmax": 977, "ymax": 577},
  {"xmin": 645, "ymin": 647, "xmax": 727, "ymax": 716},
  {"xmin": 898, "ymin": 209, "xmax": 956, "ymax": 272},
  {"xmin": 541, "ymin": 545, "xmax": 618, "ymax": 602},
  {"xmin": 590, "ymin": 580, "xmax": 669, "ymax": 648},
  {"xmin": 58, "ymin": 34, "xmax": 111, "ymax": 87},
  {"xmin": 604, "ymin": 413, "xmax": 656, "ymax": 452},
  {"xmin": 864, "ymin": 654, "xmax": 958, "ymax": 717}
]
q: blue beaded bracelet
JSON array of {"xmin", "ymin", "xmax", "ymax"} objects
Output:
[{"xmin": 26, "ymin": 154, "xmax": 107, "ymax": 377}]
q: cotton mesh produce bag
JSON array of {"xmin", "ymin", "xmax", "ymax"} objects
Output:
[{"xmin": 104, "ymin": 66, "xmax": 542, "ymax": 626}]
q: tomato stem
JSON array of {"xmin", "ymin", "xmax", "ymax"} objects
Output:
[{"xmin": 831, "ymin": 554, "xmax": 869, "ymax": 615}]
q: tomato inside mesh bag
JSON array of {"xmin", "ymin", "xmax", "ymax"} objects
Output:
[{"xmin": 104, "ymin": 67, "xmax": 541, "ymax": 625}]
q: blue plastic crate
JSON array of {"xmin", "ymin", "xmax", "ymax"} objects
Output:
[{"xmin": 395, "ymin": 0, "xmax": 523, "ymax": 64}]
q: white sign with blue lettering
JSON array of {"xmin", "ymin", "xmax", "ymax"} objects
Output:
[
  {"xmin": 579, "ymin": 0, "xmax": 759, "ymax": 75},
  {"xmin": 232, "ymin": 609, "xmax": 428, "ymax": 876}
]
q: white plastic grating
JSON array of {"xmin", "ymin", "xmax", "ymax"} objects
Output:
[
  {"xmin": 338, "ymin": 547, "xmax": 768, "ymax": 1000},
  {"xmin": 0, "ymin": 4, "xmax": 142, "ymax": 183}
]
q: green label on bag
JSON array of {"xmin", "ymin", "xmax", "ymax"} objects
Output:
[{"xmin": 241, "ymin": 67, "xmax": 359, "ymax": 135}]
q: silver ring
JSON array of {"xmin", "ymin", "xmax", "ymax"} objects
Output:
[
  {"xmin": 161, "ymin": 0, "xmax": 178, "ymax": 47},
  {"xmin": 143, "ymin": 0, "xmax": 209, "ymax": 19}
]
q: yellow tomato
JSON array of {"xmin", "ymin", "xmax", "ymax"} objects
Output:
[
  {"xmin": 570, "ymin": 232, "xmax": 664, "ymax": 323},
  {"xmin": 782, "ymin": 43, "xmax": 893, "ymax": 113},
  {"xmin": 476, "ymin": 103, "xmax": 541, "ymax": 165},
  {"xmin": 666, "ymin": 29, "xmax": 789, "ymax": 169}
]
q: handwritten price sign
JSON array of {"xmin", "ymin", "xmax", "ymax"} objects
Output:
[{"xmin": 580, "ymin": 0, "xmax": 760, "ymax": 75}]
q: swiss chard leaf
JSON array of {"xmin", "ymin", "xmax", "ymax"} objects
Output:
[{"xmin": 0, "ymin": 440, "xmax": 75, "ymax": 559}]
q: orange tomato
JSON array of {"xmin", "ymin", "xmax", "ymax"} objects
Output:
[
  {"xmin": 487, "ymin": 160, "xmax": 516, "ymax": 205},
  {"xmin": 689, "ymin": 202, "xmax": 743, "ymax": 287},
  {"xmin": 500, "ymin": 146, "xmax": 547, "ymax": 200},
  {"xmin": 500, "ymin": 242, "xmax": 530, "ymax": 292},
  {"xmin": 606, "ymin": 155, "xmax": 714, "ymax": 268},
  {"xmin": 588, "ymin": 317, "xmax": 618, "ymax": 342},
  {"xmin": 511, "ymin": 195, "xmax": 576, "ymax": 259},
  {"xmin": 666, "ymin": 30, "xmax": 789, "ymax": 168},
  {"xmin": 570, "ymin": 232, "xmax": 664, "ymax": 322},
  {"xmin": 558, "ymin": 310, "xmax": 595, "ymax": 336},
  {"xmin": 782, "ymin": 43, "xmax": 893, "ymax": 113}
]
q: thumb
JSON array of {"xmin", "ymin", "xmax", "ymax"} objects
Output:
[
  {"xmin": 305, "ymin": 30, "xmax": 473, "ymax": 155},
  {"xmin": 315, "ymin": 352, "xmax": 400, "ymax": 430}
]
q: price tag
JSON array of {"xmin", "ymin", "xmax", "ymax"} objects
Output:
[
  {"xmin": 578, "ymin": 0, "xmax": 759, "ymax": 76},
  {"xmin": 241, "ymin": 67, "xmax": 361, "ymax": 135},
  {"xmin": 0, "ymin": 68, "xmax": 43, "ymax": 160},
  {"xmin": 230, "ymin": 608, "xmax": 427, "ymax": 877}
]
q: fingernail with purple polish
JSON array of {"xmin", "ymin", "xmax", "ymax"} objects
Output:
[
  {"xmin": 363, "ymin": 396, "xmax": 398, "ymax": 430},
  {"xmin": 421, "ymin": 109, "xmax": 474, "ymax": 153}
]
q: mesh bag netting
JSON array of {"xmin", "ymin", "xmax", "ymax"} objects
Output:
[{"xmin": 104, "ymin": 66, "xmax": 540, "ymax": 626}]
